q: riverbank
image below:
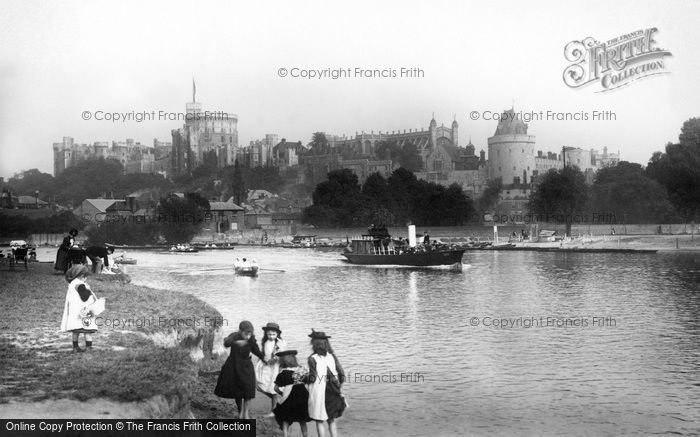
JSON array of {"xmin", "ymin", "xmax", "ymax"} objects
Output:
[
  {"xmin": 499, "ymin": 234, "xmax": 700, "ymax": 252},
  {"xmin": 0, "ymin": 262, "xmax": 279, "ymax": 435}
]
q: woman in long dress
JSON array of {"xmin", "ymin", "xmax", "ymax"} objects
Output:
[
  {"xmin": 307, "ymin": 330, "xmax": 345, "ymax": 437},
  {"xmin": 54, "ymin": 228, "xmax": 78, "ymax": 273}
]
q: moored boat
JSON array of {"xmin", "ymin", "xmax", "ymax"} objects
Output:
[{"xmin": 169, "ymin": 244, "xmax": 199, "ymax": 253}]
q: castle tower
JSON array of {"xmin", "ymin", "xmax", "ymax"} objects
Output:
[
  {"xmin": 465, "ymin": 137, "xmax": 475, "ymax": 156},
  {"xmin": 429, "ymin": 113, "xmax": 437, "ymax": 148},
  {"xmin": 487, "ymin": 108, "xmax": 536, "ymax": 185},
  {"xmin": 451, "ymin": 116, "xmax": 459, "ymax": 147}
]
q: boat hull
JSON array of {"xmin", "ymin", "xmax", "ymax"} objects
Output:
[
  {"xmin": 342, "ymin": 249, "xmax": 465, "ymax": 266},
  {"xmin": 235, "ymin": 267, "xmax": 259, "ymax": 276}
]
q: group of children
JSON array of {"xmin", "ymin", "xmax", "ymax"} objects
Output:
[{"xmin": 215, "ymin": 321, "xmax": 346, "ymax": 437}]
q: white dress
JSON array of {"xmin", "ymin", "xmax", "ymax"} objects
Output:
[
  {"xmin": 307, "ymin": 353, "xmax": 341, "ymax": 421},
  {"xmin": 256, "ymin": 339, "xmax": 286, "ymax": 394},
  {"xmin": 60, "ymin": 278, "xmax": 97, "ymax": 332}
]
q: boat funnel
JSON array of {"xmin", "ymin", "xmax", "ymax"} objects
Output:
[{"xmin": 408, "ymin": 225, "xmax": 416, "ymax": 247}]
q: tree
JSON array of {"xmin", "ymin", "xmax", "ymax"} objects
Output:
[
  {"xmin": 387, "ymin": 168, "xmax": 420, "ymax": 225},
  {"xmin": 361, "ymin": 172, "xmax": 389, "ymax": 204},
  {"xmin": 592, "ymin": 161, "xmax": 677, "ymax": 223},
  {"xmin": 157, "ymin": 193, "xmax": 210, "ymax": 244},
  {"xmin": 245, "ymin": 165, "xmax": 285, "ymax": 193},
  {"xmin": 646, "ymin": 117, "xmax": 700, "ymax": 221},
  {"xmin": 231, "ymin": 159, "xmax": 246, "ymax": 205},
  {"xmin": 6, "ymin": 169, "xmax": 56, "ymax": 200},
  {"xmin": 308, "ymin": 132, "xmax": 330, "ymax": 155},
  {"xmin": 191, "ymin": 150, "xmax": 219, "ymax": 179},
  {"xmin": 477, "ymin": 177, "xmax": 503, "ymax": 213},
  {"xmin": 303, "ymin": 169, "xmax": 364, "ymax": 227},
  {"xmin": 54, "ymin": 157, "xmax": 124, "ymax": 205},
  {"xmin": 527, "ymin": 166, "xmax": 589, "ymax": 236},
  {"xmin": 679, "ymin": 117, "xmax": 700, "ymax": 148}
]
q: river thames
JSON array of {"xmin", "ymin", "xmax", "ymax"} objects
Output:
[{"xmin": 122, "ymin": 247, "xmax": 699, "ymax": 436}]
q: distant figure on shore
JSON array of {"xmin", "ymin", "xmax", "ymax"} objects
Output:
[
  {"xmin": 85, "ymin": 245, "xmax": 115, "ymax": 273},
  {"xmin": 307, "ymin": 330, "xmax": 346, "ymax": 437},
  {"xmin": 423, "ymin": 232, "xmax": 430, "ymax": 245},
  {"xmin": 256, "ymin": 322, "xmax": 287, "ymax": 416},
  {"xmin": 215, "ymin": 320, "xmax": 265, "ymax": 419},
  {"xmin": 273, "ymin": 350, "xmax": 311, "ymax": 437},
  {"xmin": 60, "ymin": 265, "xmax": 98, "ymax": 353},
  {"xmin": 54, "ymin": 228, "xmax": 78, "ymax": 273}
]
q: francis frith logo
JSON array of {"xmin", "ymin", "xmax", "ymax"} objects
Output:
[{"xmin": 563, "ymin": 28, "xmax": 672, "ymax": 92}]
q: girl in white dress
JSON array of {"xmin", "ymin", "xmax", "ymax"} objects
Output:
[
  {"xmin": 307, "ymin": 330, "xmax": 345, "ymax": 437},
  {"xmin": 60, "ymin": 265, "xmax": 98, "ymax": 352},
  {"xmin": 256, "ymin": 322, "xmax": 286, "ymax": 416}
]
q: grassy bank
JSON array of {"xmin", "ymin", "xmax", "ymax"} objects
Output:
[
  {"xmin": 0, "ymin": 262, "xmax": 219, "ymax": 405},
  {"xmin": 0, "ymin": 262, "xmax": 281, "ymax": 434}
]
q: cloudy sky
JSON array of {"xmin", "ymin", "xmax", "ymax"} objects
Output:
[{"xmin": 1, "ymin": 0, "xmax": 698, "ymax": 178}]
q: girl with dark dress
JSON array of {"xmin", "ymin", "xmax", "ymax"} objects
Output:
[
  {"xmin": 307, "ymin": 330, "xmax": 346, "ymax": 437},
  {"xmin": 273, "ymin": 350, "xmax": 310, "ymax": 437},
  {"xmin": 55, "ymin": 228, "xmax": 78, "ymax": 273},
  {"xmin": 214, "ymin": 320, "xmax": 265, "ymax": 418}
]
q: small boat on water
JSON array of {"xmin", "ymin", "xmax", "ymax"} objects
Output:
[
  {"xmin": 234, "ymin": 257, "xmax": 259, "ymax": 276},
  {"xmin": 342, "ymin": 226, "xmax": 465, "ymax": 266},
  {"xmin": 114, "ymin": 256, "xmax": 137, "ymax": 265},
  {"xmin": 170, "ymin": 244, "xmax": 199, "ymax": 253}
]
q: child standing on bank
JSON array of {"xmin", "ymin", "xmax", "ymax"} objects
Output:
[
  {"xmin": 256, "ymin": 322, "xmax": 287, "ymax": 416},
  {"xmin": 214, "ymin": 320, "xmax": 265, "ymax": 419},
  {"xmin": 273, "ymin": 350, "xmax": 311, "ymax": 437},
  {"xmin": 307, "ymin": 330, "xmax": 346, "ymax": 437},
  {"xmin": 60, "ymin": 265, "xmax": 98, "ymax": 352}
]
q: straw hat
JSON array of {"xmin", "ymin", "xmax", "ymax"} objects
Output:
[{"xmin": 308, "ymin": 329, "xmax": 331, "ymax": 340}]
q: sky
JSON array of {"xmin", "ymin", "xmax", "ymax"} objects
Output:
[{"xmin": 1, "ymin": 0, "xmax": 699, "ymax": 179}]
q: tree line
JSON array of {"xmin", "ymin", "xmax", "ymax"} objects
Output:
[
  {"xmin": 302, "ymin": 168, "xmax": 475, "ymax": 227},
  {"xmin": 525, "ymin": 117, "xmax": 700, "ymax": 235}
]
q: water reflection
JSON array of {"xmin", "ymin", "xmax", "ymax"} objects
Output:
[{"xmin": 125, "ymin": 248, "xmax": 700, "ymax": 436}]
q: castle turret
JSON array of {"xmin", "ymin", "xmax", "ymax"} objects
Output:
[
  {"xmin": 429, "ymin": 113, "xmax": 437, "ymax": 148},
  {"xmin": 487, "ymin": 108, "xmax": 536, "ymax": 185},
  {"xmin": 465, "ymin": 137, "xmax": 475, "ymax": 156},
  {"xmin": 451, "ymin": 116, "xmax": 459, "ymax": 147}
]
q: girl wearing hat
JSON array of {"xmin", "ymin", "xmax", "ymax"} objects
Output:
[
  {"xmin": 273, "ymin": 349, "xmax": 311, "ymax": 437},
  {"xmin": 215, "ymin": 320, "xmax": 265, "ymax": 419},
  {"xmin": 307, "ymin": 330, "xmax": 346, "ymax": 437},
  {"xmin": 60, "ymin": 265, "xmax": 98, "ymax": 352},
  {"xmin": 256, "ymin": 322, "xmax": 287, "ymax": 416}
]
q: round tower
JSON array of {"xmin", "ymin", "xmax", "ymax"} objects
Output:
[{"xmin": 487, "ymin": 108, "xmax": 536, "ymax": 185}]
